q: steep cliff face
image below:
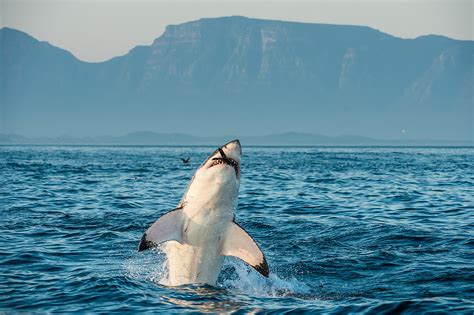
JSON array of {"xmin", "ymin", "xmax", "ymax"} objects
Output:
[
  {"xmin": 1, "ymin": 28, "xmax": 81, "ymax": 101},
  {"xmin": 1, "ymin": 16, "xmax": 472, "ymax": 140}
]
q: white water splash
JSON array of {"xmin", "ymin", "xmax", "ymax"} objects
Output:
[
  {"xmin": 220, "ymin": 258, "xmax": 311, "ymax": 298},
  {"xmin": 124, "ymin": 246, "xmax": 169, "ymax": 285},
  {"xmin": 126, "ymin": 249, "xmax": 310, "ymax": 298}
]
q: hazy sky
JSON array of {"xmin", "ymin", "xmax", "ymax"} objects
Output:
[{"xmin": 1, "ymin": 0, "xmax": 472, "ymax": 62}]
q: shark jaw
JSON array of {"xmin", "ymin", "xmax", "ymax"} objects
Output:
[
  {"xmin": 181, "ymin": 139, "xmax": 242, "ymax": 210},
  {"xmin": 209, "ymin": 148, "xmax": 240, "ymax": 178},
  {"xmin": 138, "ymin": 139, "xmax": 269, "ymax": 286}
]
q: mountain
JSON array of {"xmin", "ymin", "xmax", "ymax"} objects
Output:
[
  {"xmin": 1, "ymin": 132, "xmax": 471, "ymax": 146},
  {"xmin": 1, "ymin": 16, "xmax": 472, "ymax": 141}
]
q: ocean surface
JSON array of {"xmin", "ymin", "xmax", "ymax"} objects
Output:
[{"xmin": 1, "ymin": 145, "xmax": 473, "ymax": 313}]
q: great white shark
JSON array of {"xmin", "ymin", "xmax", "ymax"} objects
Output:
[{"xmin": 138, "ymin": 140, "xmax": 269, "ymax": 286}]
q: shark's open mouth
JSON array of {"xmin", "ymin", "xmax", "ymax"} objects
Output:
[{"xmin": 209, "ymin": 148, "xmax": 240, "ymax": 177}]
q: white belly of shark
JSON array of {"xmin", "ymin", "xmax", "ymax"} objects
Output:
[{"xmin": 138, "ymin": 140, "xmax": 269, "ymax": 286}]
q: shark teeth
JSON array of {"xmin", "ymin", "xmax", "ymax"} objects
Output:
[{"xmin": 209, "ymin": 157, "xmax": 240, "ymax": 177}]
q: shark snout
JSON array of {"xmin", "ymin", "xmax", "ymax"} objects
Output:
[
  {"xmin": 222, "ymin": 139, "xmax": 241, "ymax": 157},
  {"xmin": 205, "ymin": 139, "xmax": 242, "ymax": 179},
  {"xmin": 218, "ymin": 139, "xmax": 241, "ymax": 166}
]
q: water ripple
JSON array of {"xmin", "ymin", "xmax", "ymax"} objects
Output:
[{"xmin": 1, "ymin": 145, "xmax": 473, "ymax": 313}]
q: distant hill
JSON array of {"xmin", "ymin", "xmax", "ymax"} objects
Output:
[
  {"xmin": 1, "ymin": 16, "xmax": 472, "ymax": 141},
  {"xmin": 0, "ymin": 132, "xmax": 471, "ymax": 146}
]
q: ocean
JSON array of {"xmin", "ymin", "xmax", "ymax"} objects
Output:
[{"xmin": 1, "ymin": 145, "xmax": 473, "ymax": 313}]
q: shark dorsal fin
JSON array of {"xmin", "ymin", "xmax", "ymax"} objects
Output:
[{"xmin": 221, "ymin": 222, "xmax": 269, "ymax": 277}]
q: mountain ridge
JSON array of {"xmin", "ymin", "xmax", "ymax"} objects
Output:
[
  {"xmin": 1, "ymin": 16, "xmax": 472, "ymax": 141},
  {"xmin": 2, "ymin": 16, "xmax": 470, "ymax": 64},
  {"xmin": 0, "ymin": 131, "xmax": 471, "ymax": 146}
]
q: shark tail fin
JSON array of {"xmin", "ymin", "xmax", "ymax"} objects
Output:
[
  {"xmin": 138, "ymin": 208, "xmax": 185, "ymax": 251},
  {"xmin": 221, "ymin": 222, "xmax": 269, "ymax": 277}
]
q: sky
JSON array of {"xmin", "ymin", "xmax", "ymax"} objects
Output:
[{"xmin": 1, "ymin": 0, "xmax": 472, "ymax": 62}]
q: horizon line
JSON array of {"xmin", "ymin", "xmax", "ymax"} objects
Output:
[{"xmin": 1, "ymin": 131, "xmax": 472, "ymax": 145}]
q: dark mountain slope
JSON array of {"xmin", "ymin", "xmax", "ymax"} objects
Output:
[{"xmin": 1, "ymin": 17, "xmax": 472, "ymax": 140}]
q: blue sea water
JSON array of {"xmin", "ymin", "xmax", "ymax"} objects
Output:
[{"xmin": 1, "ymin": 145, "xmax": 473, "ymax": 313}]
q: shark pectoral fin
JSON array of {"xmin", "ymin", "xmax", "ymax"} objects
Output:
[
  {"xmin": 221, "ymin": 222, "xmax": 269, "ymax": 277},
  {"xmin": 138, "ymin": 208, "xmax": 185, "ymax": 252}
]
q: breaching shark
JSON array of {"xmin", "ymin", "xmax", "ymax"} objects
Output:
[{"xmin": 138, "ymin": 140, "xmax": 269, "ymax": 286}]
